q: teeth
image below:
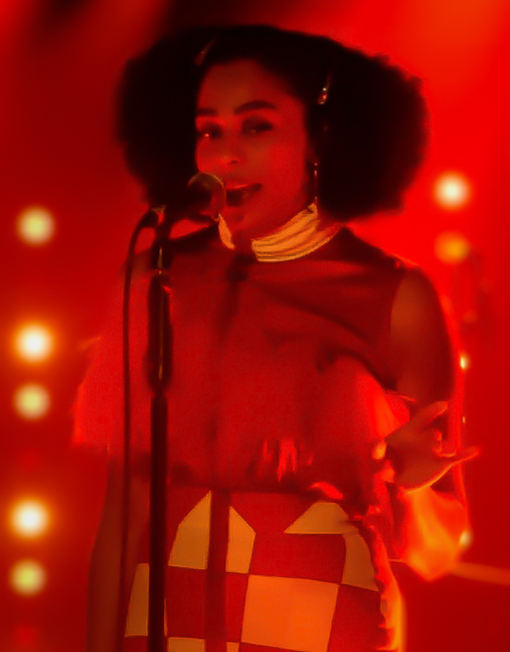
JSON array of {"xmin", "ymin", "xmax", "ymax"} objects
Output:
[
  {"xmin": 225, "ymin": 184, "xmax": 261, "ymax": 206},
  {"xmin": 227, "ymin": 187, "xmax": 250, "ymax": 205}
]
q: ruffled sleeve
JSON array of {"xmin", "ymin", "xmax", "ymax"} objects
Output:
[{"xmin": 73, "ymin": 267, "xmax": 153, "ymax": 459}]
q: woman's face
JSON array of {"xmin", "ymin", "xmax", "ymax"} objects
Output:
[{"xmin": 195, "ymin": 59, "xmax": 313, "ymax": 240}]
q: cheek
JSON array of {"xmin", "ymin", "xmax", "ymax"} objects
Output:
[
  {"xmin": 262, "ymin": 139, "xmax": 309, "ymax": 188},
  {"xmin": 195, "ymin": 142, "xmax": 209, "ymax": 172}
]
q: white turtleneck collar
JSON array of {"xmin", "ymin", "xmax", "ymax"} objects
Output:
[{"xmin": 217, "ymin": 203, "xmax": 342, "ymax": 262}]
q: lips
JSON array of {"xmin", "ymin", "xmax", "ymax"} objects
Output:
[{"xmin": 225, "ymin": 183, "xmax": 262, "ymax": 207}]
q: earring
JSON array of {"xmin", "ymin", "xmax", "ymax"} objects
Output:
[
  {"xmin": 313, "ymin": 161, "xmax": 319, "ymax": 206},
  {"xmin": 317, "ymin": 72, "xmax": 333, "ymax": 105},
  {"xmin": 195, "ymin": 38, "xmax": 216, "ymax": 66}
]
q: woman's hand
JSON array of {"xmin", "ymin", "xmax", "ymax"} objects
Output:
[{"xmin": 379, "ymin": 401, "xmax": 478, "ymax": 490}]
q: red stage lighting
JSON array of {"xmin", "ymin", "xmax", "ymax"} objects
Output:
[
  {"xmin": 434, "ymin": 231, "xmax": 472, "ymax": 264},
  {"xmin": 9, "ymin": 560, "xmax": 47, "ymax": 596},
  {"xmin": 15, "ymin": 324, "xmax": 54, "ymax": 362},
  {"xmin": 460, "ymin": 353, "xmax": 471, "ymax": 371},
  {"xmin": 434, "ymin": 172, "xmax": 471, "ymax": 210},
  {"xmin": 11, "ymin": 500, "xmax": 50, "ymax": 538},
  {"xmin": 13, "ymin": 384, "xmax": 51, "ymax": 420},
  {"xmin": 17, "ymin": 207, "xmax": 55, "ymax": 245}
]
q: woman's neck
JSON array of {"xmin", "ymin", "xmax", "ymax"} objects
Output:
[{"xmin": 218, "ymin": 203, "xmax": 342, "ymax": 262}]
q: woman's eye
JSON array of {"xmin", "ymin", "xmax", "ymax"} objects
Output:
[
  {"xmin": 243, "ymin": 120, "xmax": 273, "ymax": 136},
  {"xmin": 196, "ymin": 124, "xmax": 222, "ymax": 140}
]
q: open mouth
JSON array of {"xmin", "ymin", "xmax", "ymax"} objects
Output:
[{"xmin": 225, "ymin": 183, "xmax": 262, "ymax": 207}]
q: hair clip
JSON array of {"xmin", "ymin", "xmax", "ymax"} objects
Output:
[
  {"xmin": 317, "ymin": 72, "xmax": 333, "ymax": 105},
  {"xmin": 195, "ymin": 38, "xmax": 216, "ymax": 66}
]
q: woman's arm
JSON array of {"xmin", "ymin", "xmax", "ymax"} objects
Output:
[
  {"xmin": 387, "ymin": 267, "xmax": 472, "ymax": 580},
  {"xmin": 87, "ymin": 461, "xmax": 149, "ymax": 652}
]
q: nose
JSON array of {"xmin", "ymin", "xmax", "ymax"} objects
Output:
[
  {"xmin": 216, "ymin": 133, "xmax": 244, "ymax": 170},
  {"xmin": 196, "ymin": 130, "xmax": 246, "ymax": 177}
]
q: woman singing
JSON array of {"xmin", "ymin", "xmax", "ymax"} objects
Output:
[{"xmin": 75, "ymin": 24, "xmax": 474, "ymax": 652}]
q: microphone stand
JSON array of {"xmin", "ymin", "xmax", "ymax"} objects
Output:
[
  {"xmin": 146, "ymin": 220, "xmax": 173, "ymax": 652},
  {"xmin": 144, "ymin": 174, "xmax": 224, "ymax": 652}
]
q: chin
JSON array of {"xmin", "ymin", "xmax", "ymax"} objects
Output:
[
  {"xmin": 223, "ymin": 202, "xmax": 279, "ymax": 240},
  {"xmin": 222, "ymin": 209, "xmax": 245, "ymax": 229}
]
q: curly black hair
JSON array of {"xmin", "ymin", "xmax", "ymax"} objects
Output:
[{"xmin": 117, "ymin": 24, "xmax": 428, "ymax": 220}]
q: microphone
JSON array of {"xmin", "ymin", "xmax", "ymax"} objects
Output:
[{"xmin": 166, "ymin": 172, "xmax": 225, "ymax": 224}]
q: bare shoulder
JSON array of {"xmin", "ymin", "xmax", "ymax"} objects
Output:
[
  {"xmin": 392, "ymin": 266, "xmax": 449, "ymax": 340},
  {"xmin": 390, "ymin": 266, "xmax": 456, "ymax": 404}
]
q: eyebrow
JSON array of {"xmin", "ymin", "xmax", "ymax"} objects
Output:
[{"xmin": 196, "ymin": 100, "xmax": 278, "ymax": 117}]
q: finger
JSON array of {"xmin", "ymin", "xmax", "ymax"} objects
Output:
[
  {"xmin": 386, "ymin": 422, "xmax": 442, "ymax": 449},
  {"xmin": 385, "ymin": 402, "xmax": 449, "ymax": 448},
  {"xmin": 463, "ymin": 446, "xmax": 481, "ymax": 461},
  {"xmin": 409, "ymin": 400, "xmax": 449, "ymax": 430},
  {"xmin": 377, "ymin": 459, "xmax": 395, "ymax": 484},
  {"xmin": 308, "ymin": 481, "xmax": 344, "ymax": 501},
  {"xmin": 431, "ymin": 429, "xmax": 444, "ymax": 453},
  {"xmin": 371, "ymin": 440, "xmax": 388, "ymax": 460},
  {"xmin": 425, "ymin": 427, "xmax": 442, "ymax": 446},
  {"xmin": 396, "ymin": 394, "xmax": 418, "ymax": 410},
  {"xmin": 438, "ymin": 446, "xmax": 480, "ymax": 464}
]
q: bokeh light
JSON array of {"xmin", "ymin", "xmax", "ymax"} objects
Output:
[
  {"xmin": 460, "ymin": 353, "xmax": 471, "ymax": 371},
  {"xmin": 17, "ymin": 207, "xmax": 55, "ymax": 245},
  {"xmin": 11, "ymin": 500, "xmax": 49, "ymax": 538},
  {"xmin": 14, "ymin": 384, "xmax": 51, "ymax": 420},
  {"xmin": 434, "ymin": 172, "xmax": 471, "ymax": 210},
  {"xmin": 434, "ymin": 231, "xmax": 472, "ymax": 264},
  {"xmin": 460, "ymin": 529, "xmax": 474, "ymax": 550},
  {"xmin": 15, "ymin": 324, "xmax": 54, "ymax": 362},
  {"xmin": 9, "ymin": 560, "xmax": 47, "ymax": 596}
]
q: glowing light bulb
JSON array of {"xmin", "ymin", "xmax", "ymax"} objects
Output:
[
  {"xmin": 11, "ymin": 500, "xmax": 49, "ymax": 538},
  {"xmin": 434, "ymin": 231, "xmax": 471, "ymax": 264},
  {"xmin": 434, "ymin": 172, "xmax": 471, "ymax": 210},
  {"xmin": 460, "ymin": 529, "xmax": 473, "ymax": 550},
  {"xmin": 460, "ymin": 354, "xmax": 471, "ymax": 370},
  {"xmin": 15, "ymin": 324, "xmax": 53, "ymax": 362},
  {"xmin": 9, "ymin": 560, "xmax": 47, "ymax": 595},
  {"xmin": 17, "ymin": 207, "xmax": 55, "ymax": 245},
  {"xmin": 14, "ymin": 384, "xmax": 51, "ymax": 419}
]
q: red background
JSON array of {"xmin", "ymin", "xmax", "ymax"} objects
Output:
[{"xmin": 0, "ymin": 0, "xmax": 509, "ymax": 650}]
